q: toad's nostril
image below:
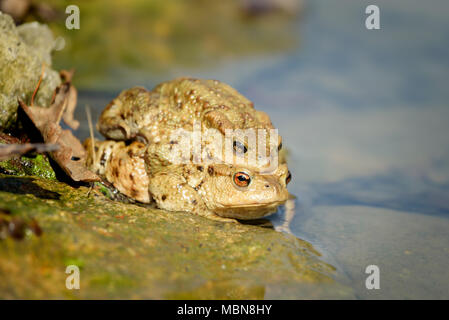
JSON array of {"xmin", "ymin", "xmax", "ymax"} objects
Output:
[
  {"xmin": 265, "ymin": 184, "xmax": 270, "ymax": 188},
  {"xmin": 286, "ymin": 171, "xmax": 292, "ymax": 184}
]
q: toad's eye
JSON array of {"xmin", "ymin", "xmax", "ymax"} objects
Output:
[
  {"xmin": 233, "ymin": 172, "xmax": 251, "ymax": 188},
  {"xmin": 286, "ymin": 171, "xmax": 292, "ymax": 185},
  {"xmin": 233, "ymin": 140, "xmax": 247, "ymax": 154}
]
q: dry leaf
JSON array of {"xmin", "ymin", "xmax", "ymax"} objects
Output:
[
  {"xmin": 18, "ymin": 73, "xmax": 99, "ymax": 182},
  {"xmin": 62, "ymin": 85, "xmax": 80, "ymax": 130}
]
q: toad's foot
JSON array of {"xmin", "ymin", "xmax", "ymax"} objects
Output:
[{"xmin": 201, "ymin": 211, "xmax": 239, "ymax": 224}]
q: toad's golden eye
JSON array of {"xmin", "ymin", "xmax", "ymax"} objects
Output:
[
  {"xmin": 233, "ymin": 172, "xmax": 251, "ymax": 188},
  {"xmin": 286, "ymin": 171, "xmax": 292, "ymax": 184},
  {"xmin": 233, "ymin": 140, "xmax": 247, "ymax": 154}
]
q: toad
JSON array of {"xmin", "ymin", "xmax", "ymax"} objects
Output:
[{"xmin": 85, "ymin": 78, "xmax": 291, "ymax": 221}]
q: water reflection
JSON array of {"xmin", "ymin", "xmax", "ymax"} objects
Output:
[
  {"xmin": 258, "ymin": 0, "xmax": 449, "ymax": 298},
  {"xmin": 272, "ymin": 103, "xmax": 449, "ymax": 298}
]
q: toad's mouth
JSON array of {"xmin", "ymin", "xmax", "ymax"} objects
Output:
[
  {"xmin": 212, "ymin": 201, "xmax": 287, "ymax": 220},
  {"xmin": 218, "ymin": 200, "xmax": 287, "ymax": 209}
]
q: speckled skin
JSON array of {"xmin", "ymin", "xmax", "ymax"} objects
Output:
[
  {"xmin": 98, "ymin": 77, "xmax": 277, "ymax": 143},
  {"xmin": 97, "ymin": 78, "xmax": 281, "ymax": 170},
  {"xmin": 86, "ymin": 78, "xmax": 291, "ymax": 221},
  {"xmin": 85, "ymin": 140, "xmax": 150, "ymax": 203},
  {"xmin": 85, "ymin": 138, "xmax": 290, "ymax": 221}
]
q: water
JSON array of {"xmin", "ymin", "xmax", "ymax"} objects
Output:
[{"xmin": 76, "ymin": 0, "xmax": 449, "ymax": 298}]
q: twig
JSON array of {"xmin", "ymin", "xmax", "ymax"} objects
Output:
[
  {"xmin": 85, "ymin": 104, "xmax": 96, "ymax": 167},
  {"xmin": 86, "ymin": 182, "xmax": 94, "ymax": 198},
  {"xmin": 0, "ymin": 143, "xmax": 59, "ymax": 161},
  {"xmin": 31, "ymin": 63, "xmax": 46, "ymax": 106}
]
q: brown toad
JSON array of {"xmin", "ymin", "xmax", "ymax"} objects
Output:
[
  {"xmin": 85, "ymin": 78, "xmax": 291, "ymax": 221},
  {"xmin": 97, "ymin": 77, "xmax": 282, "ymax": 171},
  {"xmin": 85, "ymin": 139, "xmax": 290, "ymax": 221}
]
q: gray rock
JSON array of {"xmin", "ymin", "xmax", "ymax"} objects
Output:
[{"xmin": 0, "ymin": 12, "xmax": 61, "ymax": 130}]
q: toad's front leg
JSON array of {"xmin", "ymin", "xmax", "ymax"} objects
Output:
[
  {"xmin": 148, "ymin": 172, "xmax": 237, "ymax": 223},
  {"xmin": 84, "ymin": 138, "xmax": 150, "ymax": 203}
]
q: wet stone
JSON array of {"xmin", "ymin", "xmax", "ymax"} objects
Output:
[
  {"xmin": 0, "ymin": 173, "xmax": 353, "ymax": 299},
  {"xmin": 0, "ymin": 12, "xmax": 61, "ymax": 130}
]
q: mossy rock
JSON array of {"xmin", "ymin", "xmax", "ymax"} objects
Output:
[
  {"xmin": 0, "ymin": 12, "xmax": 61, "ymax": 130},
  {"xmin": 0, "ymin": 173, "xmax": 353, "ymax": 299},
  {"xmin": 0, "ymin": 154, "xmax": 56, "ymax": 179}
]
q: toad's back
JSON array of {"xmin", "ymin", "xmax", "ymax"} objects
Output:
[{"xmin": 97, "ymin": 77, "xmax": 274, "ymax": 144}]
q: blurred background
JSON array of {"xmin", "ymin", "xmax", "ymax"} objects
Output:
[
  {"xmin": 2, "ymin": 0, "xmax": 449, "ymax": 299},
  {"xmin": 1, "ymin": 0, "xmax": 302, "ymax": 88}
]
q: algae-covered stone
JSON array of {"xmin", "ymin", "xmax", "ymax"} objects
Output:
[
  {"xmin": 0, "ymin": 154, "xmax": 56, "ymax": 179},
  {"xmin": 0, "ymin": 174, "xmax": 353, "ymax": 299},
  {"xmin": 0, "ymin": 12, "xmax": 61, "ymax": 130}
]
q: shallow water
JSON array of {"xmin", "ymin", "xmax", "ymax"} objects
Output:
[{"xmin": 75, "ymin": 0, "xmax": 449, "ymax": 298}]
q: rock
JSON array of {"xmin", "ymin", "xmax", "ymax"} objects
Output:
[
  {"xmin": 0, "ymin": 12, "xmax": 61, "ymax": 130},
  {"xmin": 0, "ymin": 154, "xmax": 56, "ymax": 179},
  {"xmin": 0, "ymin": 133, "xmax": 57, "ymax": 179},
  {"xmin": 0, "ymin": 174, "xmax": 353, "ymax": 299}
]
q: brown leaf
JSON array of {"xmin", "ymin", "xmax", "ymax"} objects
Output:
[
  {"xmin": 18, "ymin": 76, "xmax": 100, "ymax": 183},
  {"xmin": 62, "ymin": 85, "xmax": 80, "ymax": 130},
  {"xmin": 60, "ymin": 69, "xmax": 74, "ymax": 83}
]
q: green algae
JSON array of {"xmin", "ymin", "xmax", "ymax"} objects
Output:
[
  {"xmin": 0, "ymin": 154, "xmax": 56, "ymax": 180},
  {"xmin": 0, "ymin": 173, "xmax": 353, "ymax": 299}
]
